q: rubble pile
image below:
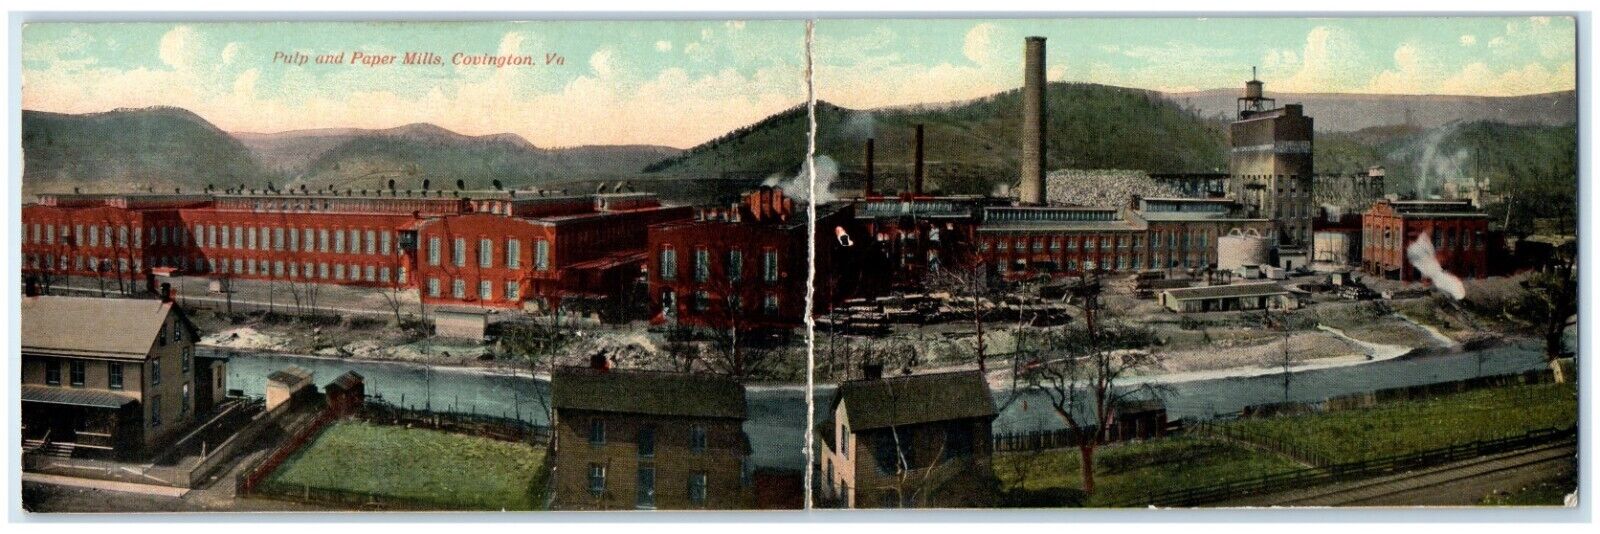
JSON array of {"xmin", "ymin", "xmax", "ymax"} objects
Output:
[{"xmin": 1044, "ymin": 169, "xmax": 1186, "ymax": 208}]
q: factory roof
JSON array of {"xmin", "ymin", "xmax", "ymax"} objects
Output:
[{"xmin": 1162, "ymin": 282, "xmax": 1290, "ymax": 301}]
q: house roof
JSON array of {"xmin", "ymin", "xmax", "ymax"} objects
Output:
[
  {"xmin": 832, "ymin": 370, "xmax": 997, "ymax": 431},
  {"xmin": 268, "ymin": 365, "xmax": 314, "ymax": 386},
  {"xmin": 21, "ymin": 296, "xmax": 181, "ymax": 361},
  {"xmin": 1162, "ymin": 282, "xmax": 1289, "ymax": 301},
  {"xmin": 552, "ymin": 367, "xmax": 747, "ymax": 420},
  {"xmin": 328, "ymin": 370, "xmax": 364, "ymax": 391},
  {"xmin": 21, "ymin": 385, "xmax": 137, "ymax": 409}
]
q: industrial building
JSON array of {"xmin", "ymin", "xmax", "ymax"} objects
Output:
[
  {"xmin": 1361, "ymin": 199, "xmax": 1491, "ymax": 282},
  {"xmin": 1227, "ymin": 73, "xmax": 1316, "ymax": 270},
  {"xmin": 1159, "ymin": 282, "xmax": 1297, "ymax": 313},
  {"xmin": 19, "ymin": 189, "xmax": 690, "ymax": 313}
]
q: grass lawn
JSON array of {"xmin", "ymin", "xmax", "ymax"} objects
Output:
[
  {"xmin": 267, "ymin": 421, "xmax": 548, "ymax": 510},
  {"xmin": 1225, "ymin": 382, "xmax": 1578, "ymax": 464},
  {"xmin": 994, "ymin": 437, "xmax": 1303, "ymax": 507}
]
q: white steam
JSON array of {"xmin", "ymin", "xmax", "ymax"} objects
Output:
[
  {"xmin": 764, "ymin": 155, "xmax": 839, "ymax": 203},
  {"xmin": 1393, "ymin": 121, "xmax": 1471, "ymax": 197},
  {"xmin": 838, "ymin": 111, "xmax": 876, "ymax": 141},
  {"xmin": 1405, "ymin": 232, "xmax": 1466, "ymax": 300}
]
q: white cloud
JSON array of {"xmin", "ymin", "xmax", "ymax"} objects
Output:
[
  {"xmin": 654, "ymin": 40, "xmax": 672, "ymax": 52},
  {"xmin": 1276, "ymin": 26, "xmax": 1363, "ymax": 92},
  {"xmin": 220, "ymin": 42, "xmax": 241, "ymax": 64},
  {"xmin": 963, "ymin": 23, "xmax": 996, "ymax": 65},
  {"xmin": 589, "ymin": 48, "xmax": 615, "ymax": 79},
  {"xmin": 1459, "ymin": 35, "xmax": 1477, "ymax": 46},
  {"xmin": 158, "ymin": 26, "xmax": 201, "ymax": 70}
]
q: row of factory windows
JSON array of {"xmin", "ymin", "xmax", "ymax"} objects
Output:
[
  {"xmin": 667, "ymin": 290, "xmax": 783, "ymax": 316},
  {"xmin": 1368, "ymin": 226, "xmax": 1486, "ymax": 251},
  {"xmin": 20, "ymin": 252, "xmax": 407, "ymax": 288},
  {"xmin": 425, "ymin": 237, "xmax": 549, "ymax": 272},
  {"xmin": 992, "ymin": 253, "xmax": 1212, "ymax": 274},
  {"xmin": 977, "ymin": 231, "xmax": 1217, "ymax": 253},
  {"xmin": 21, "ymin": 221, "xmax": 405, "ymax": 258},
  {"xmin": 657, "ymin": 246, "xmax": 781, "ymax": 284},
  {"xmin": 424, "ymin": 277, "xmax": 522, "ymax": 302}
]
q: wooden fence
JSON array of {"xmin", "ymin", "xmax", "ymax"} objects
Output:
[
  {"xmin": 1187, "ymin": 420, "xmax": 1332, "ymax": 467},
  {"xmin": 1124, "ymin": 425, "xmax": 1577, "ymax": 507},
  {"xmin": 992, "ymin": 419, "xmax": 1185, "ymax": 453},
  {"xmin": 357, "ymin": 399, "xmax": 551, "ymax": 445},
  {"xmin": 235, "ymin": 402, "xmax": 338, "ymax": 495}
]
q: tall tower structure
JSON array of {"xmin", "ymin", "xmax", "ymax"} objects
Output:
[
  {"xmin": 1019, "ymin": 36, "xmax": 1048, "ymax": 206},
  {"xmin": 1228, "ymin": 71, "xmax": 1314, "ymax": 269}
]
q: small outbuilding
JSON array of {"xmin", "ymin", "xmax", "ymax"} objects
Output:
[
  {"xmin": 265, "ymin": 366, "xmax": 314, "ymax": 411},
  {"xmin": 1159, "ymin": 282, "xmax": 1297, "ymax": 313}
]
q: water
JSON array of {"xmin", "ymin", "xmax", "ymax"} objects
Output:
[{"xmin": 213, "ymin": 339, "xmax": 1552, "ymax": 471}]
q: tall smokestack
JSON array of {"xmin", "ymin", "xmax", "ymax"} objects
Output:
[
  {"xmin": 1020, "ymin": 36, "xmax": 1047, "ymax": 206},
  {"xmin": 913, "ymin": 124, "xmax": 925, "ymax": 196},
  {"xmin": 864, "ymin": 138, "xmax": 876, "ymax": 197}
]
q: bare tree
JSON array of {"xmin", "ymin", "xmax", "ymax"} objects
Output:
[
  {"xmin": 1519, "ymin": 244, "xmax": 1577, "ymax": 383},
  {"xmin": 1024, "ymin": 321, "xmax": 1161, "ymax": 494},
  {"xmin": 498, "ymin": 307, "xmax": 575, "ymax": 423},
  {"xmin": 926, "ymin": 259, "xmax": 998, "ymax": 374}
]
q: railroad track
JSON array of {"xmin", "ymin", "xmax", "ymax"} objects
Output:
[{"xmin": 1222, "ymin": 440, "xmax": 1577, "ymax": 507}]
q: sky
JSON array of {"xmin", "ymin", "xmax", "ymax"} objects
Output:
[{"xmin": 22, "ymin": 17, "xmax": 1575, "ymax": 149}]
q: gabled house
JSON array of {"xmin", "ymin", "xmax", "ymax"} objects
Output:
[
  {"xmin": 550, "ymin": 364, "xmax": 755, "ymax": 510},
  {"xmin": 817, "ymin": 368, "xmax": 1000, "ymax": 508},
  {"xmin": 20, "ymin": 293, "xmax": 220, "ymax": 459}
]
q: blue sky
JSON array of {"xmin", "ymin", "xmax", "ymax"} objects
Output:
[{"xmin": 22, "ymin": 17, "xmax": 1574, "ymax": 148}]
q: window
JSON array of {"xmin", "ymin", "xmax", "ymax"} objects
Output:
[
  {"xmin": 453, "ymin": 238, "xmax": 466, "ymax": 267},
  {"xmin": 452, "ymin": 279, "xmax": 466, "ymax": 299},
  {"xmin": 335, "ymin": 264, "xmax": 346, "ymax": 280},
  {"xmin": 68, "ymin": 360, "xmax": 86, "ymax": 387},
  {"xmin": 381, "ymin": 231, "xmax": 392, "ymax": 255},
  {"xmin": 636, "ymin": 467, "xmax": 656, "ymax": 508},
  {"xmin": 589, "ymin": 419, "xmax": 607, "ymax": 444},
  {"xmin": 172, "ymin": 319, "xmax": 183, "ymax": 342},
  {"xmin": 687, "ymin": 473, "xmax": 707, "ymax": 505},
  {"xmin": 479, "ymin": 238, "xmax": 493, "ymax": 268},
  {"xmin": 638, "ymin": 424, "xmax": 656, "ymax": 457},
  {"xmin": 943, "ymin": 421, "xmax": 974, "ymax": 460},
  {"xmin": 289, "ymin": 227, "xmax": 299, "ymax": 251},
  {"xmin": 182, "ymin": 347, "xmax": 192, "ymax": 373},
  {"xmin": 693, "ymin": 291, "xmax": 710, "ymax": 312},
  {"xmin": 233, "ymin": 226, "xmax": 243, "ymax": 249},
  {"xmin": 151, "ymin": 395, "xmax": 162, "ymax": 427},
  {"xmin": 689, "ymin": 424, "xmax": 708, "ymax": 453},
  {"xmin": 108, "ymin": 362, "xmax": 124, "ymax": 390},
  {"xmin": 152, "ymin": 359, "xmax": 162, "ymax": 385},
  {"xmin": 45, "ymin": 360, "xmax": 61, "ymax": 385},
  {"xmin": 588, "ymin": 464, "xmax": 606, "ymax": 496},
  {"xmin": 366, "ymin": 230, "xmax": 377, "ymax": 254},
  {"xmin": 694, "ymin": 248, "xmax": 710, "ymax": 282},
  {"xmin": 479, "ymin": 280, "xmax": 493, "ymax": 301},
  {"xmin": 319, "ymin": 229, "xmax": 330, "ymax": 252},
  {"xmin": 334, "ymin": 229, "xmax": 346, "ymax": 253},
  {"xmin": 507, "ymin": 239, "xmax": 522, "ymax": 269},
  {"xmin": 505, "ymin": 281, "xmax": 520, "ymax": 301},
  {"xmin": 273, "ymin": 227, "xmax": 285, "ymax": 250},
  {"xmin": 304, "ymin": 228, "xmax": 315, "ymax": 252},
  {"xmin": 763, "ymin": 249, "xmax": 779, "ymax": 282},
  {"xmin": 660, "ymin": 246, "xmax": 677, "ymax": 280},
  {"xmin": 427, "ymin": 278, "xmax": 441, "ymax": 297},
  {"xmin": 427, "ymin": 237, "xmax": 441, "ymax": 265},
  {"xmin": 727, "ymin": 250, "xmax": 743, "ymax": 282},
  {"xmin": 318, "ymin": 262, "xmax": 330, "ymax": 279},
  {"xmin": 181, "ymin": 383, "xmax": 190, "ymax": 417},
  {"xmin": 534, "ymin": 239, "xmax": 549, "ymax": 271}
]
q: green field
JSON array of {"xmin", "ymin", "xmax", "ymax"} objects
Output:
[
  {"xmin": 994, "ymin": 437, "xmax": 1303, "ymax": 507},
  {"xmin": 1225, "ymin": 382, "xmax": 1578, "ymax": 463},
  {"xmin": 266, "ymin": 421, "xmax": 548, "ymax": 510}
]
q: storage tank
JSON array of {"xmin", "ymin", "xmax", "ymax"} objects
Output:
[{"xmin": 1218, "ymin": 229, "xmax": 1271, "ymax": 272}]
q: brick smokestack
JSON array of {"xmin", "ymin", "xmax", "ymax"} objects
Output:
[
  {"xmin": 1020, "ymin": 36, "xmax": 1047, "ymax": 206},
  {"xmin": 863, "ymin": 138, "xmax": 876, "ymax": 197},
  {"xmin": 912, "ymin": 124, "xmax": 925, "ymax": 196}
]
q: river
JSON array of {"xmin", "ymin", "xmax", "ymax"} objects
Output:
[{"xmin": 210, "ymin": 337, "xmax": 1554, "ymax": 472}]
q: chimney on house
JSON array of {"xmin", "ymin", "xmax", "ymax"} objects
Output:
[
  {"xmin": 861, "ymin": 362, "xmax": 884, "ymax": 380},
  {"xmin": 1020, "ymin": 36, "xmax": 1048, "ymax": 206},
  {"xmin": 863, "ymin": 138, "xmax": 876, "ymax": 197},
  {"xmin": 159, "ymin": 282, "xmax": 172, "ymax": 303},
  {"xmin": 24, "ymin": 277, "xmax": 39, "ymax": 297},
  {"xmin": 912, "ymin": 124, "xmax": 925, "ymax": 196},
  {"xmin": 589, "ymin": 353, "xmax": 609, "ymax": 371}
]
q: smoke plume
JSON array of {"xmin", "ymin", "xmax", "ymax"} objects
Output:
[
  {"xmin": 838, "ymin": 111, "xmax": 876, "ymax": 141},
  {"xmin": 764, "ymin": 155, "xmax": 839, "ymax": 204},
  {"xmin": 1392, "ymin": 121, "xmax": 1471, "ymax": 197},
  {"xmin": 1405, "ymin": 232, "xmax": 1466, "ymax": 300}
]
